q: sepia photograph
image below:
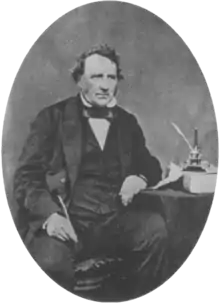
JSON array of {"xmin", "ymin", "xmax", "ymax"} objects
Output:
[{"xmin": 1, "ymin": 1, "xmax": 218, "ymax": 302}]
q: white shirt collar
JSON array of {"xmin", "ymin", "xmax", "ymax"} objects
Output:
[{"xmin": 80, "ymin": 93, "xmax": 117, "ymax": 108}]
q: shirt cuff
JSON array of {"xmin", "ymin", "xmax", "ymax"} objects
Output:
[{"xmin": 138, "ymin": 174, "xmax": 148, "ymax": 185}]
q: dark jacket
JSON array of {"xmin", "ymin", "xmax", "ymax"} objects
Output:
[{"xmin": 13, "ymin": 95, "xmax": 162, "ymax": 244}]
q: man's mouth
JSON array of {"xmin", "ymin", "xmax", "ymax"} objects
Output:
[{"xmin": 96, "ymin": 94, "xmax": 109, "ymax": 98}]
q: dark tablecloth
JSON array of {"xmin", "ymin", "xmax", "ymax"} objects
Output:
[{"xmin": 142, "ymin": 189, "xmax": 213, "ymax": 274}]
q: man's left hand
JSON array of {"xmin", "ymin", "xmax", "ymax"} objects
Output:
[{"xmin": 119, "ymin": 175, "xmax": 147, "ymax": 206}]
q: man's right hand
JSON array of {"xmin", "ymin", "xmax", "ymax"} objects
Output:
[{"xmin": 43, "ymin": 213, "xmax": 78, "ymax": 243}]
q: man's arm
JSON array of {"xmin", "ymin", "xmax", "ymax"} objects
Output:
[
  {"xmin": 131, "ymin": 116, "xmax": 162, "ymax": 187},
  {"xmin": 13, "ymin": 108, "xmax": 61, "ymax": 225}
]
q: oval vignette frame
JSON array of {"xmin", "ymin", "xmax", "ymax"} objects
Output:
[{"xmin": 2, "ymin": 1, "xmax": 218, "ymax": 300}]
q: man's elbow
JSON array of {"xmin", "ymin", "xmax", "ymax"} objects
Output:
[
  {"xmin": 142, "ymin": 158, "xmax": 162, "ymax": 187},
  {"xmin": 150, "ymin": 164, "xmax": 162, "ymax": 186},
  {"xmin": 16, "ymin": 188, "xmax": 60, "ymax": 219}
]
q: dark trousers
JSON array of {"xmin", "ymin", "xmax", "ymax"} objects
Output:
[{"xmin": 28, "ymin": 197, "xmax": 168, "ymax": 296}]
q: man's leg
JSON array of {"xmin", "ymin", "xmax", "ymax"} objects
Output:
[
  {"xmin": 115, "ymin": 203, "xmax": 169, "ymax": 296},
  {"xmin": 81, "ymin": 202, "xmax": 168, "ymax": 269},
  {"xmin": 81, "ymin": 197, "xmax": 167, "ymax": 298},
  {"xmin": 27, "ymin": 231, "xmax": 77, "ymax": 291},
  {"xmin": 117, "ymin": 205, "xmax": 167, "ymax": 252}
]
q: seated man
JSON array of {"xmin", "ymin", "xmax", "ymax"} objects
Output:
[{"xmin": 14, "ymin": 44, "xmax": 168, "ymax": 298}]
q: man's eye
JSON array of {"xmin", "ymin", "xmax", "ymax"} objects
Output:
[
  {"xmin": 108, "ymin": 75, "xmax": 116, "ymax": 80},
  {"xmin": 91, "ymin": 75, "xmax": 102, "ymax": 79}
]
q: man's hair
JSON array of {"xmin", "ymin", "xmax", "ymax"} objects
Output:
[{"xmin": 71, "ymin": 44, "xmax": 124, "ymax": 83}]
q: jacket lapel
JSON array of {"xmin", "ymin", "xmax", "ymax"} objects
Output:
[
  {"xmin": 62, "ymin": 96, "xmax": 82, "ymax": 190},
  {"xmin": 116, "ymin": 108, "xmax": 132, "ymax": 179}
]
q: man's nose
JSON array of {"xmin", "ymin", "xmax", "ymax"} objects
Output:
[
  {"xmin": 99, "ymin": 80, "xmax": 110, "ymax": 92},
  {"xmin": 100, "ymin": 86, "xmax": 109, "ymax": 93}
]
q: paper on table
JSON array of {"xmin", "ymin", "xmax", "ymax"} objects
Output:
[{"xmin": 152, "ymin": 162, "xmax": 183, "ymax": 190}]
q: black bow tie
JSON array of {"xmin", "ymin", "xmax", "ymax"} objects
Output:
[{"xmin": 82, "ymin": 106, "xmax": 116, "ymax": 121}]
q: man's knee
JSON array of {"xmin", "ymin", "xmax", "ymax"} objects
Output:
[
  {"xmin": 132, "ymin": 212, "xmax": 168, "ymax": 247},
  {"xmin": 28, "ymin": 235, "xmax": 73, "ymax": 273},
  {"xmin": 146, "ymin": 213, "xmax": 168, "ymax": 240}
]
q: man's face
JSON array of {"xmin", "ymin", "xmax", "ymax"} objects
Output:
[{"xmin": 78, "ymin": 54, "xmax": 118, "ymax": 107}]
